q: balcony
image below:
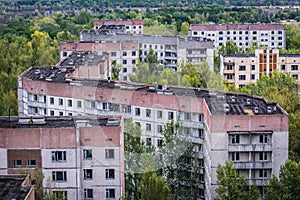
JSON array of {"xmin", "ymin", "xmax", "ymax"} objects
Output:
[
  {"xmin": 233, "ymin": 161, "xmax": 272, "ymax": 169},
  {"xmin": 192, "ymin": 137, "xmax": 204, "ymax": 144},
  {"xmin": 27, "ymin": 101, "xmax": 46, "ymax": 108},
  {"xmin": 187, "ymin": 54, "xmax": 206, "ymax": 58},
  {"xmin": 165, "ymin": 56, "xmax": 178, "ymax": 60},
  {"xmin": 228, "ymin": 144, "xmax": 272, "ymax": 152},
  {"xmin": 165, "ymin": 48, "xmax": 177, "ymax": 53},
  {"xmin": 248, "ymin": 179, "xmax": 269, "ymax": 186}
]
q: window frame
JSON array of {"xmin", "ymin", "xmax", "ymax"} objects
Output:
[{"xmin": 52, "ymin": 151, "xmax": 67, "ymax": 162}]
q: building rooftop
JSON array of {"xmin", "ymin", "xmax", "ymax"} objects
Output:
[
  {"xmin": 223, "ymin": 54, "xmax": 255, "ymax": 58},
  {"xmin": 21, "ymin": 66, "xmax": 285, "ymax": 116},
  {"xmin": 0, "ymin": 175, "xmax": 32, "ymax": 200},
  {"xmin": 60, "ymin": 51, "xmax": 109, "ymax": 67},
  {"xmin": 189, "ymin": 23, "xmax": 284, "ymax": 31},
  {"xmin": 223, "ymin": 53, "xmax": 300, "ymax": 58},
  {"xmin": 94, "ymin": 19, "xmax": 144, "ymax": 27},
  {"xmin": 0, "ymin": 116, "xmax": 121, "ymax": 129},
  {"xmin": 79, "ymin": 30, "xmax": 214, "ymax": 48}
]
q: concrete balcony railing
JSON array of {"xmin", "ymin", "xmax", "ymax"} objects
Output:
[
  {"xmin": 233, "ymin": 161, "xmax": 272, "ymax": 169},
  {"xmin": 165, "ymin": 48, "xmax": 177, "ymax": 53},
  {"xmin": 228, "ymin": 144, "xmax": 272, "ymax": 152},
  {"xmin": 165, "ymin": 56, "xmax": 178, "ymax": 60},
  {"xmin": 192, "ymin": 137, "xmax": 204, "ymax": 145},
  {"xmin": 27, "ymin": 101, "xmax": 47, "ymax": 108},
  {"xmin": 186, "ymin": 54, "xmax": 206, "ymax": 58},
  {"xmin": 248, "ymin": 179, "xmax": 270, "ymax": 186}
]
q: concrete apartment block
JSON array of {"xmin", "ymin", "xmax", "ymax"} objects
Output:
[
  {"xmin": 93, "ymin": 19, "xmax": 144, "ymax": 34},
  {"xmin": 189, "ymin": 24, "xmax": 286, "ymax": 50},
  {"xmin": 16, "ymin": 66, "xmax": 289, "ymax": 199},
  {"xmin": 221, "ymin": 49, "xmax": 300, "ymax": 88},
  {"xmin": 0, "ymin": 116, "xmax": 124, "ymax": 200}
]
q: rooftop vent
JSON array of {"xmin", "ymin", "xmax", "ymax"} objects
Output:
[
  {"xmin": 246, "ymin": 98, "xmax": 251, "ymax": 105},
  {"xmin": 34, "ymin": 69, "xmax": 41, "ymax": 75},
  {"xmin": 231, "ymin": 96, "xmax": 236, "ymax": 103},
  {"xmin": 254, "ymin": 107, "xmax": 259, "ymax": 114},
  {"xmin": 224, "ymin": 103, "xmax": 230, "ymax": 113},
  {"xmin": 68, "ymin": 59, "xmax": 74, "ymax": 65},
  {"xmin": 267, "ymin": 106, "xmax": 272, "ymax": 114}
]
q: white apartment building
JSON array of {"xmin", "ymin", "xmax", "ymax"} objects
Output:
[
  {"xmin": 189, "ymin": 24, "xmax": 286, "ymax": 50},
  {"xmin": 0, "ymin": 116, "xmax": 124, "ymax": 200},
  {"xmin": 17, "ymin": 66, "xmax": 289, "ymax": 199},
  {"xmin": 220, "ymin": 49, "xmax": 300, "ymax": 88},
  {"xmin": 93, "ymin": 20, "xmax": 144, "ymax": 34}
]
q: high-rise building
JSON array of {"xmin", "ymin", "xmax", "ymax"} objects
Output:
[
  {"xmin": 77, "ymin": 32, "xmax": 215, "ymax": 73},
  {"xmin": 220, "ymin": 49, "xmax": 300, "ymax": 88},
  {"xmin": 93, "ymin": 19, "xmax": 144, "ymax": 34},
  {"xmin": 17, "ymin": 66, "xmax": 289, "ymax": 199},
  {"xmin": 189, "ymin": 24, "xmax": 286, "ymax": 50},
  {"xmin": 0, "ymin": 116, "xmax": 124, "ymax": 200}
]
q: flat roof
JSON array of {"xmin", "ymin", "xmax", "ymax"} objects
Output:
[
  {"xmin": 79, "ymin": 30, "xmax": 214, "ymax": 48},
  {"xmin": 21, "ymin": 66, "xmax": 285, "ymax": 116},
  {"xmin": 0, "ymin": 116, "xmax": 122, "ymax": 128},
  {"xmin": 0, "ymin": 175, "xmax": 31, "ymax": 200},
  {"xmin": 60, "ymin": 51, "xmax": 108, "ymax": 67},
  {"xmin": 190, "ymin": 23, "xmax": 285, "ymax": 31}
]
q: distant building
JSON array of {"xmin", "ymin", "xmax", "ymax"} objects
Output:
[
  {"xmin": 60, "ymin": 40, "xmax": 139, "ymax": 81},
  {"xmin": 189, "ymin": 24, "xmax": 286, "ymax": 50},
  {"xmin": 0, "ymin": 116, "xmax": 124, "ymax": 200},
  {"xmin": 0, "ymin": 174, "xmax": 35, "ymax": 200},
  {"xmin": 61, "ymin": 33, "xmax": 214, "ymax": 81},
  {"xmin": 58, "ymin": 51, "xmax": 111, "ymax": 79},
  {"xmin": 220, "ymin": 49, "xmax": 300, "ymax": 88},
  {"xmin": 17, "ymin": 66, "xmax": 289, "ymax": 199},
  {"xmin": 93, "ymin": 19, "xmax": 144, "ymax": 34}
]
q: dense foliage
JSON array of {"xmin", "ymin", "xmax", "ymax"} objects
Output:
[
  {"xmin": 216, "ymin": 161, "xmax": 259, "ymax": 200},
  {"xmin": 265, "ymin": 159, "xmax": 300, "ymax": 200}
]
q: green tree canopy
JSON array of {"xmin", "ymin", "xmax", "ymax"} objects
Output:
[
  {"xmin": 140, "ymin": 170, "xmax": 171, "ymax": 200},
  {"xmin": 265, "ymin": 160, "xmax": 300, "ymax": 200},
  {"xmin": 216, "ymin": 161, "xmax": 259, "ymax": 200}
]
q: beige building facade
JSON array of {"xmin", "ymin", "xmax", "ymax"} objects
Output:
[{"xmin": 221, "ymin": 49, "xmax": 300, "ymax": 88}]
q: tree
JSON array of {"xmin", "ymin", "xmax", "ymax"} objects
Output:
[
  {"xmin": 158, "ymin": 121, "xmax": 196, "ymax": 200},
  {"xmin": 77, "ymin": 9, "xmax": 93, "ymax": 25},
  {"xmin": 145, "ymin": 49, "xmax": 159, "ymax": 72},
  {"xmin": 208, "ymin": 72, "xmax": 225, "ymax": 90},
  {"xmin": 124, "ymin": 118, "xmax": 156, "ymax": 200},
  {"xmin": 216, "ymin": 161, "xmax": 251, "ymax": 200},
  {"xmin": 265, "ymin": 160, "xmax": 300, "ymax": 200},
  {"xmin": 111, "ymin": 60, "xmax": 121, "ymax": 80},
  {"xmin": 180, "ymin": 21, "xmax": 189, "ymax": 35},
  {"xmin": 140, "ymin": 170, "xmax": 172, "ymax": 200},
  {"xmin": 30, "ymin": 31, "xmax": 58, "ymax": 66},
  {"xmin": 218, "ymin": 40, "xmax": 240, "ymax": 55},
  {"xmin": 180, "ymin": 61, "xmax": 211, "ymax": 88},
  {"xmin": 158, "ymin": 68, "xmax": 180, "ymax": 85},
  {"xmin": 129, "ymin": 62, "xmax": 156, "ymax": 84}
]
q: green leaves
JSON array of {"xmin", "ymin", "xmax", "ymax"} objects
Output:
[
  {"xmin": 216, "ymin": 161, "xmax": 259, "ymax": 200},
  {"xmin": 141, "ymin": 171, "xmax": 171, "ymax": 200},
  {"xmin": 265, "ymin": 160, "xmax": 300, "ymax": 200}
]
